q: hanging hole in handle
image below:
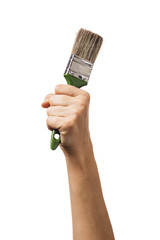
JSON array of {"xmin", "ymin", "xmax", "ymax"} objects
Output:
[{"xmin": 54, "ymin": 133, "xmax": 60, "ymax": 140}]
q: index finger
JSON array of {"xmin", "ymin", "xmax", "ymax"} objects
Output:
[
  {"xmin": 55, "ymin": 84, "xmax": 83, "ymax": 97},
  {"xmin": 41, "ymin": 93, "xmax": 53, "ymax": 108}
]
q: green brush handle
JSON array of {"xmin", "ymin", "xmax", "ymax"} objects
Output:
[{"xmin": 50, "ymin": 74, "xmax": 87, "ymax": 150}]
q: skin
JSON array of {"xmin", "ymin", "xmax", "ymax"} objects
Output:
[{"xmin": 41, "ymin": 84, "xmax": 115, "ymax": 240}]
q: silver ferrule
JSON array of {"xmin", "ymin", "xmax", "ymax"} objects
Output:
[{"xmin": 64, "ymin": 54, "xmax": 93, "ymax": 83}]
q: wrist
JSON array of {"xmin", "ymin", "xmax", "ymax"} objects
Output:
[
  {"xmin": 61, "ymin": 130, "xmax": 92, "ymax": 156},
  {"xmin": 61, "ymin": 135, "xmax": 95, "ymax": 171}
]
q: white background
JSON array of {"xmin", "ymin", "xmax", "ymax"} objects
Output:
[{"xmin": 0, "ymin": 0, "xmax": 160, "ymax": 239}]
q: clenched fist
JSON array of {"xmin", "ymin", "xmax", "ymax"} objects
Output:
[{"xmin": 41, "ymin": 84, "xmax": 91, "ymax": 155}]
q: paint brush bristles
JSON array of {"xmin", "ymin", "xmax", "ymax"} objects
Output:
[
  {"xmin": 72, "ymin": 28, "xmax": 103, "ymax": 63},
  {"xmin": 64, "ymin": 28, "xmax": 103, "ymax": 83}
]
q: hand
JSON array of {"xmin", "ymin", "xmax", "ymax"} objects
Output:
[{"xmin": 41, "ymin": 84, "xmax": 91, "ymax": 155}]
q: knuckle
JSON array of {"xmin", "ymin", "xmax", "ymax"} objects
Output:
[
  {"xmin": 55, "ymin": 85, "xmax": 59, "ymax": 93},
  {"xmin": 76, "ymin": 93, "xmax": 90, "ymax": 108},
  {"xmin": 85, "ymin": 92, "xmax": 90, "ymax": 101},
  {"xmin": 73, "ymin": 109, "xmax": 80, "ymax": 118},
  {"xmin": 78, "ymin": 99, "xmax": 88, "ymax": 112},
  {"xmin": 44, "ymin": 93, "xmax": 53, "ymax": 100},
  {"xmin": 48, "ymin": 95, "xmax": 56, "ymax": 106},
  {"xmin": 76, "ymin": 97, "xmax": 86, "ymax": 107},
  {"xmin": 47, "ymin": 116, "xmax": 57, "ymax": 129},
  {"xmin": 47, "ymin": 107, "xmax": 52, "ymax": 116},
  {"xmin": 46, "ymin": 116, "xmax": 51, "ymax": 128},
  {"xmin": 48, "ymin": 97, "xmax": 53, "ymax": 105},
  {"xmin": 82, "ymin": 91, "xmax": 90, "ymax": 101},
  {"xmin": 55, "ymin": 84, "xmax": 62, "ymax": 93},
  {"xmin": 47, "ymin": 107, "xmax": 50, "ymax": 115},
  {"xmin": 80, "ymin": 99, "xmax": 86, "ymax": 108},
  {"xmin": 46, "ymin": 118, "xmax": 52, "ymax": 130},
  {"xmin": 47, "ymin": 116, "xmax": 52, "ymax": 125}
]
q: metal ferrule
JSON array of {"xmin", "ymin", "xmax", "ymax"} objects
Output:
[{"xmin": 64, "ymin": 54, "xmax": 93, "ymax": 83}]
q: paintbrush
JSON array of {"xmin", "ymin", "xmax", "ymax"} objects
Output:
[{"xmin": 51, "ymin": 28, "xmax": 103, "ymax": 150}]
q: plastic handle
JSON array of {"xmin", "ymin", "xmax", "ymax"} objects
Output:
[
  {"xmin": 50, "ymin": 129, "xmax": 61, "ymax": 150},
  {"xmin": 50, "ymin": 74, "xmax": 87, "ymax": 150}
]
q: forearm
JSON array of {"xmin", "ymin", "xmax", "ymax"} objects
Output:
[
  {"xmin": 42, "ymin": 85, "xmax": 114, "ymax": 240},
  {"xmin": 63, "ymin": 137, "xmax": 115, "ymax": 240}
]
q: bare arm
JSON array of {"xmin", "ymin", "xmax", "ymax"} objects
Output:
[{"xmin": 42, "ymin": 84, "xmax": 115, "ymax": 240}]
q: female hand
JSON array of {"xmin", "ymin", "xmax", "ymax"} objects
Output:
[{"xmin": 41, "ymin": 84, "xmax": 91, "ymax": 155}]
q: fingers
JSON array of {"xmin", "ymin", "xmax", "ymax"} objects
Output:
[
  {"xmin": 42, "ymin": 84, "xmax": 91, "ymax": 137},
  {"xmin": 41, "ymin": 93, "xmax": 53, "ymax": 108},
  {"xmin": 54, "ymin": 85, "xmax": 90, "ymax": 104},
  {"xmin": 55, "ymin": 84, "xmax": 83, "ymax": 97},
  {"xmin": 41, "ymin": 93, "xmax": 73, "ymax": 108},
  {"xmin": 44, "ymin": 93, "xmax": 54, "ymax": 100},
  {"xmin": 41, "ymin": 84, "xmax": 90, "ymax": 109},
  {"xmin": 47, "ymin": 106, "xmax": 72, "ymax": 117},
  {"xmin": 48, "ymin": 95, "xmax": 74, "ymax": 106},
  {"xmin": 47, "ymin": 116, "xmax": 63, "ymax": 130},
  {"xmin": 41, "ymin": 100, "xmax": 50, "ymax": 108},
  {"xmin": 42, "ymin": 95, "xmax": 74, "ymax": 108}
]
